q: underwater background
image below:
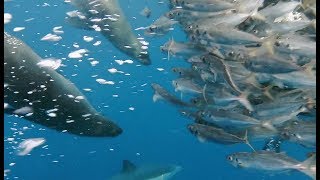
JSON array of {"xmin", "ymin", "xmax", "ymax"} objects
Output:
[{"xmin": 4, "ymin": 0, "xmax": 312, "ymax": 179}]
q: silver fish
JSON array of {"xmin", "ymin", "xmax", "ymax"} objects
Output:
[
  {"xmin": 227, "ymin": 150, "xmax": 316, "ymax": 179},
  {"xmin": 151, "ymin": 83, "xmax": 192, "ymax": 107}
]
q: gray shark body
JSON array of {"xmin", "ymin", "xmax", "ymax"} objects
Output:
[
  {"xmin": 67, "ymin": 0, "xmax": 151, "ymax": 65},
  {"xmin": 4, "ymin": 32, "xmax": 122, "ymax": 137},
  {"xmin": 110, "ymin": 160, "xmax": 182, "ymax": 180}
]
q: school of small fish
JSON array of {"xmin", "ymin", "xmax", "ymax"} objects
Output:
[{"xmin": 150, "ymin": 0, "xmax": 316, "ymax": 179}]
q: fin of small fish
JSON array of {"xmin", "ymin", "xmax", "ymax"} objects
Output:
[
  {"xmin": 243, "ymin": 130, "xmax": 256, "ymax": 152},
  {"xmin": 248, "ymin": 34, "xmax": 279, "ymax": 57},
  {"xmin": 237, "ymin": 90, "xmax": 254, "ymax": 112},
  {"xmin": 297, "ymin": 153, "xmax": 316, "ymax": 180},
  {"xmin": 202, "ymin": 84, "xmax": 208, "ymax": 104}
]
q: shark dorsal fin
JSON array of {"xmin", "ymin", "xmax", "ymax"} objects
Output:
[{"xmin": 122, "ymin": 160, "xmax": 137, "ymax": 173}]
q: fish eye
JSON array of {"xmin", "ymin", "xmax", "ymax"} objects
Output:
[
  {"xmin": 228, "ymin": 51, "xmax": 234, "ymax": 56},
  {"xmin": 179, "ymin": 71, "xmax": 182, "ymax": 75},
  {"xmin": 253, "ymin": 30, "xmax": 258, "ymax": 34},
  {"xmin": 281, "ymin": 132, "xmax": 290, "ymax": 137},
  {"xmin": 227, "ymin": 156, "xmax": 233, "ymax": 161},
  {"xmin": 275, "ymin": 41, "xmax": 280, "ymax": 46}
]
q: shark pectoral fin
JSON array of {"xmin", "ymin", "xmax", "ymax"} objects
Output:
[
  {"xmin": 197, "ymin": 136, "xmax": 206, "ymax": 143},
  {"xmin": 65, "ymin": 11, "xmax": 92, "ymax": 30},
  {"xmin": 152, "ymin": 92, "xmax": 163, "ymax": 102}
]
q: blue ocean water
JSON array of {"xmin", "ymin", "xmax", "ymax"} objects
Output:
[{"xmin": 4, "ymin": 0, "xmax": 312, "ymax": 179}]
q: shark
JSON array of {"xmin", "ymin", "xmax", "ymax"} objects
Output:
[
  {"xmin": 4, "ymin": 31, "xmax": 122, "ymax": 137},
  {"xmin": 110, "ymin": 160, "xmax": 182, "ymax": 180},
  {"xmin": 66, "ymin": 0, "xmax": 151, "ymax": 65}
]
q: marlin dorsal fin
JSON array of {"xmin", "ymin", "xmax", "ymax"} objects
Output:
[{"xmin": 122, "ymin": 160, "xmax": 137, "ymax": 173}]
